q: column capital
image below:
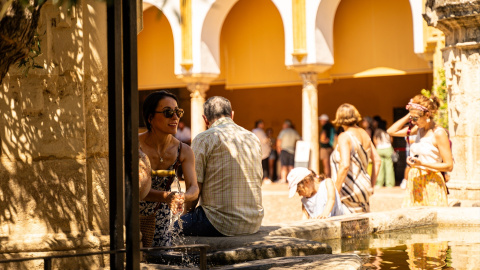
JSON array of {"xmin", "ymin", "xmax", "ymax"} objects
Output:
[
  {"xmin": 287, "ymin": 64, "xmax": 332, "ymax": 74},
  {"xmin": 424, "ymin": 1, "xmax": 480, "ymax": 47},
  {"xmin": 177, "ymin": 73, "xmax": 218, "ymax": 85},
  {"xmin": 300, "ymin": 71, "xmax": 318, "ymax": 86},
  {"xmin": 177, "ymin": 73, "xmax": 217, "ymax": 96}
]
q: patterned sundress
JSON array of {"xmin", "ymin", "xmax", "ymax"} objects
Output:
[
  {"xmin": 330, "ymin": 131, "xmax": 373, "ymax": 214},
  {"xmin": 403, "ymin": 131, "xmax": 448, "ymax": 207},
  {"xmin": 139, "ymin": 143, "xmax": 181, "ymax": 247}
]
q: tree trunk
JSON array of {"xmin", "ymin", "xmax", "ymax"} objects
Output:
[{"xmin": 0, "ymin": 1, "xmax": 45, "ymax": 84}]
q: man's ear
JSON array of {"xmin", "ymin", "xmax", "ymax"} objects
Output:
[{"xmin": 202, "ymin": 115, "xmax": 209, "ymax": 127}]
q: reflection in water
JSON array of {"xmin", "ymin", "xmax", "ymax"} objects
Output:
[
  {"xmin": 406, "ymin": 242, "xmax": 450, "ymax": 270},
  {"xmin": 322, "ymin": 226, "xmax": 480, "ymax": 270},
  {"xmin": 363, "ymin": 243, "xmax": 452, "ymax": 270}
]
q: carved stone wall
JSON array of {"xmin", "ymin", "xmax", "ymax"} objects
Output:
[
  {"xmin": 424, "ymin": 0, "xmax": 480, "ymax": 203},
  {"xmin": 0, "ymin": 1, "xmax": 109, "ymax": 268}
]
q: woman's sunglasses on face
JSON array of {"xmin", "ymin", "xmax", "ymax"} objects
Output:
[
  {"xmin": 409, "ymin": 115, "xmax": 420, "ymax": 122},
  {"xmin": 156, "ymin": 108, "xmax": 184, "ymax": 118}
]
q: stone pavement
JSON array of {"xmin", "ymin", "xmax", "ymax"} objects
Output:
[{"xmin": 261, "ymin": 182, "xmax": 405, "ymax": 226}]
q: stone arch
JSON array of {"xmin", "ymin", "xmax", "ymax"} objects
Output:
[
  {"xmin": 408, "ymin": 0, "xmax": 427, "ymax": 54},
  {"xmin": 331, "ymin": 0, "xmax": 429, "ymax": 75},
  {"xmin": 314, "ymin": 0, "xmax": 342, "ymax": 66},
  {"xmin": 198, "ymin": 0, "xmax": 289, "ymax": 75},
  {"xmin": 313, "ymin": 0, "xmax": 425, "ymax": 67},
  {"xmin": 196, "ymin": 0, "xmax": 238, "ymax": 74},
  {"xmin": 220, "ymin": 0, "xmax": 295, "ymax": 88},
  {"xmin": 142, "ymin": 0, "xmax": 182, "ymax": 74}
]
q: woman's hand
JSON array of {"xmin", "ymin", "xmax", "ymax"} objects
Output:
[
  {"xmin": 167, "ymin": 192, "xmax": 185, "ymax": 215},
  {"xmin": 315, "ymin": 214, "xmax": 328, "ymax": 219},
  {"xmin": 406, "ymin": 155, "xmax": 422, "ymax": 167}
]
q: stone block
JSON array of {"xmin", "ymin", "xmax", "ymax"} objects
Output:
[
  {"xmin": 87, "ymin": 157, "xmax": 109, "ymax": 232},
  {"xmin": 0, "ymin": 73, "xmax": 87, "ymax": 160},
  {"xmin": 435, "ymin": 207, "xmax": 480, "ymax": 226},
  {"xmin": 84, "ymin": 76, "xmax": 108, "ymax": 154},
  {"xmin": 365, "ymin": 208, "xmax": 437, "ymax": 233},
  {"xmin": 0, "ymin": 158, "xmax": 88, "ymax": 250},
  {"xmin": 268, "ymin": 219, "xmax": 342, "ymax": 241}
]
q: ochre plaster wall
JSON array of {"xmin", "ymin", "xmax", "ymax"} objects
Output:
[
  {"xmin": 137, "ymin": 7, "xmax": 183, "ymax": 89},
  {"xmin": 332, "ymin": 0, "xmax": 431, "ymax": 77},
  {"xmin": 220, "ymin": 0, "xmax": 300, "ymax": 89}
]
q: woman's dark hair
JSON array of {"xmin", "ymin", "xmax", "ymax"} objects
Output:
[{"xmin": 142, "ymin": 90, "xmax": 178, "ymax": 131}]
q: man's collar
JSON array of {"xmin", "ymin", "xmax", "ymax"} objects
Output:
[{"xmin": 210, "ymin": 117, "xmax": 233, "ymax": 128}]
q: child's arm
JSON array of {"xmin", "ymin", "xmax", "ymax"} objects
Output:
[
  {"xmin": 317, "ymin": 178, "xmax": 336, "ymax": 219},
  {"xmin": 301, "ymin": 204, "xmax": 311, "ymax": 220}
]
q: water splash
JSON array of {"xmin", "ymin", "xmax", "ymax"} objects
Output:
[{"xmin": 162, "ymin": 176, "xmax": 195, "ymax": 267}]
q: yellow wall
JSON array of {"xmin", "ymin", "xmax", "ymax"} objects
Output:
[
  {"xmin": 137, "ymin": 7, "xmax": 183, "ymax": 89},
  {"xmin": 204, "ymin": 73, "xmax": 432, "ymax": 138},
  {"xmin": 220, "ymin": 0, "xmax": 301, "ymax": 89},
  {"xmin": 332, "ymin": 0, "xmax": 431, "ymax": 77}
]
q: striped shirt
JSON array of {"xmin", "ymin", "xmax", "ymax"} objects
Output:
[{"xmin": 192, "ymin": 117, "xmax": 264, "ymax": 236}]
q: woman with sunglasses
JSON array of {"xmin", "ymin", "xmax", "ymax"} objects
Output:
[
  {"xmin": 139, "ymin": 90, "xmax": 199, "ymax": 247},
  {"xmin": 387, "ymin": 94, "xmax": 453, "ymax": 207}
]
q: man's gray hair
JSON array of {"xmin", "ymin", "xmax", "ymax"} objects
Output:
[{"xmin": 204, "ymin": 96, "xmax": 232, "ymax": 122}]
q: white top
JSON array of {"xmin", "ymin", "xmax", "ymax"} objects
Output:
[
  {"xmin": 375, "ymin": 130, "xmax": 392, "ymax": 149},
  {"xmin": 252, "ymin": 127, "xmax": 271, "ymax": 160},
  {"xmin": 410, "ymin": 131, "xmax": 443, "ymax": 171},
  {"xmin": 301, "ymin": 179, "xmax": 344, "ymax": 218},
  {"xmin": 175, "ymin": 126, "xmax": 191, "ymax": 143}
]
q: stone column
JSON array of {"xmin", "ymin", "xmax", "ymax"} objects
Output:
[
  {"xmin": 300, "ymin": 72, "xmax": 320, "ymax": 173},
  {"xmin": 187, "ymin": 82, "xmax": 209, "ymax": 139},
  {"xmin": 424, "ymin": 0, "xmax": 480, "ymax": 205}
]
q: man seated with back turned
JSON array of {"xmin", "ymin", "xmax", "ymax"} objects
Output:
[{"xmin": 179, "ymin": 96, "xmax": 264, "ymax": 236}]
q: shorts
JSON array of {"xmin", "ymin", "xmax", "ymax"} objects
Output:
[
  {"xmin": 320, "ymin": 147, "xmax": 333, "ymax": 160},
  {"xmin": 280, "ymin": 150, "xmax": 295, "ymax": 166}
]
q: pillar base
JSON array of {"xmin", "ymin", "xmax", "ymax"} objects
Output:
[{"xmin": 447, "ymin": 179, "xmax": 480, "ymax": 205}]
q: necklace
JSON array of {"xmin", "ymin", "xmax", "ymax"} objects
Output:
[
  {"xmin": 145, "ymin": 132, "xmax": 170, "ymax": 163},
  {"xmin": 157, "ymin": 145, "xmax": 167, "ymax": 163}
]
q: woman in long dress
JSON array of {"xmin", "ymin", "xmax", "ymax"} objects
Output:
[
  {"xmin": 330, "ymin": 104, "xmax": 381, "ymax": 214},
  {"xmin": 139, "ymin": 90, "xmax": 199, "ymax": 247},
  {"xmin": 387, "ymin": 95, "xmax": 452, "ymax": 207}
]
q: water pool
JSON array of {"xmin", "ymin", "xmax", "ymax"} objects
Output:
[{"xmin": 321, "ymin": 226, "xmax": 480, "ymax": 270}]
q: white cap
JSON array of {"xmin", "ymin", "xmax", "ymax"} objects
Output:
[
  {"xmin": 287, "ymin": 167, "xmax": 312, "ymax": 198},
  {"xmin": 319, "ymin": 114, "xmax": 329, "ymax": 121}
]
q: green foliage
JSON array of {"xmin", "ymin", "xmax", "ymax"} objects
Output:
[
  {"xmin": 17, "ymin": 31, "xmax": 44, "ymax": 77},
  {"xmin": 421, "ymin": 69, "xmax": 448, "ymax": 129},
  {"xmin": 12, "ymin": 0, "xmax": 78, "ymax": 76}
]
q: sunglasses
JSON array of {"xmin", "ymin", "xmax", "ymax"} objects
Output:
[
  {"xmin": 155, "ymin": 108, "xmax": 184, "ymax": 118},
  {"xmin": 409, "ymin": 115, "xmax": 420, "ymax": 122}
]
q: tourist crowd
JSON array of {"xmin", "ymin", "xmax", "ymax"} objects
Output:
[{"xmin": 137, "ymin": 90, "xmax": 453, "ymax": 247}]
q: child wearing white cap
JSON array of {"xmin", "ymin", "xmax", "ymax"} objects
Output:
[{"xmin": 287, "ymin": 167, "xmax": 344, "ymax": 219}]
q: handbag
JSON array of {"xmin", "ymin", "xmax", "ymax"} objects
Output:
[
  {"xmin": 139, "ymin": 203, "xmax": 160, "ymax": 248},
  {"xmin": 391, "ymin": 150, "xmax": 399, "ymax": 163}
]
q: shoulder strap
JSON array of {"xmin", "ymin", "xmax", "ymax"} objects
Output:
[
  {"xmin": 173, "ymin": 142, "xmax": 183, "ymax": 172},
  {"xmin": 165, "ymin": 142, "xmax": 183, "ymax": 189},
  {"xmin": 344, "ymin": 131, "xmax": 357, "ymax": 152}
]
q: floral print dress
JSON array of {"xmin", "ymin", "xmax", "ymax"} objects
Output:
[{"xmin": 139, "ymin": 143, "xmax": 181, "ymax": 247}]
